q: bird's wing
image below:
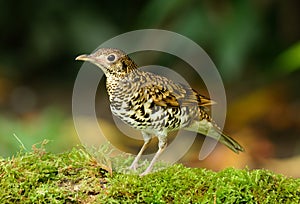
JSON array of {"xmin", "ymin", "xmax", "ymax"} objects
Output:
[
  {"xmin": 144, "ymin": 84, "xmax": 180, "ymax": 107},
  {"xmin": 141, "ymin": 80, "xmax": 215, "ymax": 108},
  {"xmin": 180, "ymin": 83, "xmax": 215, "ymax": 107}
]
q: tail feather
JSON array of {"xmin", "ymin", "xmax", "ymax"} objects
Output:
[
  {"xmin": 218, "ymin": 131, "xmax": 244, "ymax": 153},
  {"xmin": 185, "ymin": 120, "xmax": 244, "ymax": 153}
]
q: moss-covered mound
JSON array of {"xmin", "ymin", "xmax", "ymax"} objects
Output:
[{"xmin": 1, "ymin": 143, "xmax": 299, "ymax": 203}]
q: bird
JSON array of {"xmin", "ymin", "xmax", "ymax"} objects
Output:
[{"xmin": 76, "ymin": 48, "xmax": 244, "ymax": 176}]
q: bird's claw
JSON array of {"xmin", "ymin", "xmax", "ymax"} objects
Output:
[{"xmin": 128, "ymin": 164, "xmax": 138, "ymax": 172}]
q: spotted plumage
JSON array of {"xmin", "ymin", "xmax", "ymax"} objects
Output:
[{"xmin": 76, "ymin": 48, "xmax": 244, "ymax": 175}]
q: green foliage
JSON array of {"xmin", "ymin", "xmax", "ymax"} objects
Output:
[
  {"xmin": 0, "ymin": 107, "xmax": 79, "ymax": 157},
  {"xmin": 1, "ymin": 1, "xmax": 298, "ymax": 82},
  {"xmin": 274, "ymin": 42, "xmax": 300, "ymax": 74},
  {"xmin": 137, "ymin": 0, "xmax": 261, "ymax": 80},
  {"xmin": 1, "ymin": 144, "xmax": 299, "ymax": 203}
]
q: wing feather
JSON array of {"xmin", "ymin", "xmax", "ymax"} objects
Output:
[{"xmin": 140, "ymin": 80, "xmax": 214, "ymax": 108}]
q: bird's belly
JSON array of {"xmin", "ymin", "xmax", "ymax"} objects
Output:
[
  {"xmin": 110, "ymin": 100, "xmax": 196, "ymax": 133},
  {"xmin": 110, "ymin": 101, "xmax": 153, "ymax": 130}
]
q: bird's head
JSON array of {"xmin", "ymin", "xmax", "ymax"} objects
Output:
[{"xmin": 76, "ymin": 48, "xmax": 137, "ymax": 77}]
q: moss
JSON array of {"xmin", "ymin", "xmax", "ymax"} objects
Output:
[
  {"xmin": 0, "ymin": 141, "xmax": 107, "ymax": 204},
  {"xmin": 1, "ymin": 142, "xmax": 299, "ymax": 203}
]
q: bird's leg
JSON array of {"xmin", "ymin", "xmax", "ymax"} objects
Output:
[
  {"xmin": 140, "ymin": 135, "xmax": 167, "ymax": 176},
  {"xmin": 129, "ymin": 132, "xmax": 152, "ymax": 171}
]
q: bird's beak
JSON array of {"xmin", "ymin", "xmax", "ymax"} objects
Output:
[{"xmin": 75, "ymin": 54, "xmax": 93, "ymax": 61}]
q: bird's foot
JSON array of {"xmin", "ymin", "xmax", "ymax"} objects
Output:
[
  {"xmin": 139, "ymin": 166, "xmax": 153, "ymax": 176},
  {"xmin": 128, "ymin": 160, "xmax": 148, "ymax": 172},
  {"xmin": 128, "ymin": 163, "xmax": 138, "ymax": 172},
  {"xmin": 139, "ymin": 171, "xmax": 148, "ymax": 177}
]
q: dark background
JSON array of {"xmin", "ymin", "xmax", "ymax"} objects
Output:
[{"xmin": 0, "ymin": 0, "xmax": 299, "ymax": 177}]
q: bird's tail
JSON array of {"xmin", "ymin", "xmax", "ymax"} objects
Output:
[
  {"xmin": 217, "ymin": 131, "xmax": 244, "ymax": 153},
  {"xmin": 185, "ymin": 120, "xmax": 244, "ymax": 153}
]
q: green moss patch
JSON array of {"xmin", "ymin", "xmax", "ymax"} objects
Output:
[{"xmin": 1, "ymin": 142, "xmax": 299, "ymax": 203}]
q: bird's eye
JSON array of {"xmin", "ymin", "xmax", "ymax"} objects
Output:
[{"xmin": 107, "ymin": 54, "xmax": 116, "ymax": 62}]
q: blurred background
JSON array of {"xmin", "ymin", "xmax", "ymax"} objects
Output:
[{"xmin": 0, "ymin": 0, "xmax": 299, "ymax": 177}]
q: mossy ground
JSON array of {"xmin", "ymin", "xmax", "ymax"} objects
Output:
[{"xmin": 1, "ymin": 141, "xmax": 299, "ymax": 204}]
